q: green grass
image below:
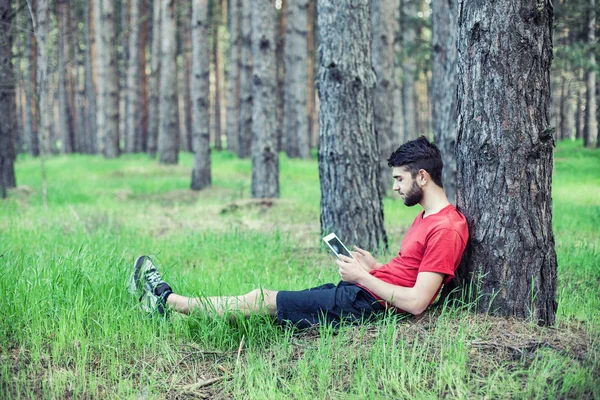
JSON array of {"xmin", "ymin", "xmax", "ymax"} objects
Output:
[{"xmin": 1, "ymin": 142, "xmax": 599, "ymax": 399}]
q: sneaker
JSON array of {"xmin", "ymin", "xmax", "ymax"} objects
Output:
[{"xmin": 128, "ymin": 255, "xmax": 172, "ymax": 316}]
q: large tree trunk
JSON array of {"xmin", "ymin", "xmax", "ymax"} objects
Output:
[
  {"xmin": 103, "ymin": 0, "xmax": 120, "ymax": 158},
  {"xmin": 431, "ymin": 0, "xmax": 458, "ymax": 204},
  {"xmin": 237, "ymin": 0, "xmax": 252, "ymax": 158},
  {"xmin": 371, "ymin": 0, "xmax": 396, "ymax": 196},
  {"xmin": 401, "ymin": 0, "xmax": 418, "ymax": 142},
  {"xmin": 147, "ymin": 0, "xmax": 162, "ymax": 156},
  {"xmin": 158, "ymin": 0, "xmax": 179, "ymax": 164},
  {"xmin": 454, "ymin": 0, "xmax": 557, "ymax": 325},
  {"xmin": 0, "ymin": 0, "xmax": 16, "ymax": 197},
  {"xmin": 283, "ymin": 0, "xmax": 310, "ymax": 159},
  {"xmin": 583, "ymin": 0, "xmax": 597, "ymax": 147},
  {"xmin": 317, "ymin": 0, "xmax": 388, "ymax": 251},
  {"xmin": 125, "ymin": 0, "xmax": 140, "ymax": 153},
  {"xmin": 57, "ymin": 0, "xmax": 73, "ymax": 153},
  {"xmin": 24, "ymin": 0, "xmax": 39, "ymax": 156},
  {"xmin": 250, "ymin": 0, "xmax": 279, "ymax": 198},
  {"xmin": 191, "ymin": 0, "xmax": 211, "ymax": 190},
  {"xmin": 225, "ymin": 0, "xmax": 241, "ymax": 154}
]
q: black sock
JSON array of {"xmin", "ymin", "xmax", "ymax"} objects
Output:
[{"xmin": 155, "ymin": 282, "xmax": 173, "ymax": 302}]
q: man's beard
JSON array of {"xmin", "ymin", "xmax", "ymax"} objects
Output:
[{"xmin": 402, "ymin": 180, "xmax": 423, "ymax": 207}]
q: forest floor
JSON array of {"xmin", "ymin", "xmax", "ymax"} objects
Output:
[{"xmin": 1, "ymin": 140, "xmax": 599, "ymax": 399}]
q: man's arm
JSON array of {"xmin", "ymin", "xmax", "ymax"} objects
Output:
[{"xmin": 336, "ymin": 255, "xmax": 444, "ymax": 315}]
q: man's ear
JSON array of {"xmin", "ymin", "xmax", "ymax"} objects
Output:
[{"xmin": 418, "ymin": 169, "xmax": 428, "ymax": 186}]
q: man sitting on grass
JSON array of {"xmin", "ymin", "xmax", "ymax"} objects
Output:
[{"xmin": 128, "ymin": 137, "xmax": 469, "ymax": 328}]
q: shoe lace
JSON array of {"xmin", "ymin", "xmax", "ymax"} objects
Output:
[{"xmin": 145, "ymin": 268, "xmax": 164, "ymax": 290}]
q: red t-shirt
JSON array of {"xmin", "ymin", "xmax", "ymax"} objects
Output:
[{"xmin": 362, "ymin": 204, "xmax": 468, "ymax": 307}]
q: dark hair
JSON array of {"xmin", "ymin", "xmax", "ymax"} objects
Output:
[{"xmin": 387, "ymin": 136, "xmax": 444, "ymax": 187}]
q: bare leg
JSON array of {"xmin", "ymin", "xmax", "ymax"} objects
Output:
[{"xmin": 166, "ymin": 288, "xmax": 278, "ymax": 317}]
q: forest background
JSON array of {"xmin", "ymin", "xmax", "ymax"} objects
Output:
[{"xmin": 0, "ymin": 0, "xmax": 599, "ymax": 398}]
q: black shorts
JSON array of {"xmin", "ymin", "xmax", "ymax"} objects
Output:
[{"xmin": 276, "ymin": 281, "xmax": 386, "ymax": 329}]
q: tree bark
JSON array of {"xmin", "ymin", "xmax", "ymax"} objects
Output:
[
  {"xmin": 213, "ymin": 0, "xmax": 223, "ymax": 151},
  {"xmin": 392, "ymin": 0, "xmax": 404, "ymax": 147},
  {"xmin": 283, "ymin": 0, "xmax": 310, "ymax": 159},
  {"xmin": 182, "ymin": 3, "xmax": 193, "ymax": 152},
  {"xmin": 317, "ymin": 0, "xmax": 388, "ymax": 251},
  {"xmin": 307, "ymin": 0, "xmax": 317, "ymax": 149},
  {"xmin": 125, "ymin": 0, "xmax": 141, "ymax": 153},
  {"xmin": 250, "ymin": 0, "xmax": 279, "ymax": 198},
  {"xmin": 191, "ymin": 0, "xmax": 211, "ymax": 190},
  {"xmin": 454, "ymin": 0, "xmax": 557, "ymax": 325},
  {"xmin": 158, "ymin": 0, "xmax": 179, "ymax": 164},
  {"xmin": 93, "ymin": 0, "xmax": 107, "ymax": 155},
  {"xmin": 371, "ymin": 0, "xmax": 397, "ymax": 196},
  {"xmin": 276, "ymin": 0, "xmax": 285, "ymax": 152},
  {"xmin": 401, "ymin": 0, "xmax": 418, "ymax": 142},
  {"xmin": 237, "ymin": 0, "xmax": 252, "ymax": 158},
  {"xmin": 57, "ymin": 0, "xmax": 73, "ymax": 153},
  {"xmin": 147, "ymin": 0, "xmax": 161, "ymax": 157},
  {"xmin": 431, "ymin": 0, "xmax": 458, "ymax": 204},
  {"xmin": 103, "ymin": 0, "xmax": 120, "ymax": 158},
  {"xmin": 583, "ymin": 0, "xmax": 597, "ymax": 147},
  {"xmin": 138, "ymin": 0, "xmax": 148, "ymax": 151},
  {"xmin": 84, "ymin": 0, "xmax": 97, "ymax": 153},
  {"xmin": 24, "ymin": 0, "xmax": 39, "ymax": 156},
  {"xmin": 225, "ymin": 0, "xmax": 240, "ymax": 154},
  {"xmin": 0, "ymin": 0, "xmax": 16, "ymax": 196},
  {"xmin": 36, "ymin": 0, "xmax": 51, "ymax": 155}
]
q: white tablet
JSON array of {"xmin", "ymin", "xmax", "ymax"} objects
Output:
[{"xmin": 322, "ymin": 233, "xmax": 355, "ymax": 260}]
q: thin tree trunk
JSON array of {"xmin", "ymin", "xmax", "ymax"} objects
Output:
[
  {"xmin": 138, "ymin": 0, "xmax": 148, "ymax": 151},
  {"xmin": 71, "ymin": 0, "xmax": 86, "ymax": 153},
  {"xmin": 225, "ymin": 0, "xmax": 240, "ymax": 154},
  {"xmin": 238, "ymin": 0, "xmax": 252, "ymax": 158},
  {"xmin": 158, "ymin": 0, "xmax": 179, "ymax": 164},
  {"xmin": 283, "ymin": 0, "xmax": 310, "ymax": 159},
  {"xmin": 307, "ymin": 0, "xmax": 317, "ymax": 149},
  {"xmin": 126, "ymin": 0, "xmax": 141, "ymax": 153},
  {"xmin": 147, "ymin": 0, "xmax": 161, "ymax": 156},
  {"xmin": 251, "ymin": 0, "xmax": 279, "ymax": 198},
  {"xmin": 392, "ymin": 0, "xmax": 404, "ymax": 146},
  {"xmin": 575, "ymin": 70, "xmax": 583, "ymax": 140},
  {"xmin": 179, "ymin": 1, "xmax": 192, "ymax": 153},
  {"xmin": 24, "ymin": 0, "xmax": 38, "ymax": 156},
  {"xmin": 37, "ymin": 0, "xmax": 51, "ymax": 155},
  {"xmin": 401, "ymin": 0, "xmax": 418, "ymax": 142},
  {"xmin": 371, "ymin": 0, "xmax": 396, "ymax": 196},
  {"xmin": 103, "ymin": 0, "xmax": 120, "ymax": 157},
  {"xmin": 57, "ymin": 0, "xmax": 73, "ymax": 153},
  {"xmin": 453, "ymin": 0, "xmax": 557, "ymax": 325},
  {"xmin": 93, "ymin": 0, "xmax": 107, "ymax": 155},
  {"xmin": 317, "ymin": 0, "xmax": 388, "ymax": 251},
  {"xmin": 183, "ymin": 5, "xmax": 193, "ymax": 152},
  {"xmin": 213, "ymin": 0, "xmax": 223, "ymax": 151},
  {"xmin": 191, "ymin": 0, "xmax": 211, "ymax": 190},
  {"xmin": 583, "ymin": 0, "xmax": 597, "ymax": 147},
  {"xmin": 431, "ymin": 0, "xmax": 458, "ymax": 204},
  {"xmin": 15, "ymin": 0, "xmax": 24, "ymax": 155},
  {"xmin": 0, "ymin": 0, "xmax": 16, "ymax": 196},
  {"xmin": 275, "ymin": 0, "xmax": 285, "ymax": 152},
  {"xmin": 84, "ymin": 0, "xmax": 97, "ymax": 153}
]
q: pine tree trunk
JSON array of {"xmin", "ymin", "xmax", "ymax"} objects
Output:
[
  {"xmin": 283, "ymin": 0, "xmax": 310, "ymax": 159},
  {"xmin": 250, "ymin": 0, "xmax": 279, "ymax": 198},
  {"xmin": 183, "ymin": 6, "xmax": 193, "ymax": 152},
  {"xmin": 159, "ymin": 0, "xmax": 179, "ymax": 164},
  {"xmin": 317, "ymin": 0, "xmax": 388, "ymax": 251},
  {"xmin": 191, "ymin": 0, "xmax": 211, "ymax": 190},
  {"xmin": 0, "ymin": 0, "xmax": 16, "ymax": 196},
  {"xmin": 147, "ymin": 0, "xmax": 161, "ymax": 157},
  {"xmin": 138, "ymin": 1, "xmax": 148, "ymax": 151},
  {"xmin": 454, "ymin": 0, "xmax": 557, "ymax": 325},
  {"xmin": 24, "ymin": 0, "xmax": 38, "ymax": 156},
  {"xmin": 371, "ymin": 0, "xmax": 396, "ymax": 196},
  {"xmin": 276, "ymin": 1, "xmax": 285, "ymax": 153},
  {"xmin": 213, "ymin": 0, "xmax": 223, "ymax": 151},
  {"xmin": 401, "ymin": 0, "xmax": 418, "ymax": 141},
  {"xmin": 71, "ymin": 1, "xmax": 86, "ymax": 153},
  {"xmin": 392, "ymin": 0, "xmax": 404, "ymax": 146},
  {"xmin": 225, "ymin": 0, "xmax": 240, "ymax": 154},
  {"xmin": 37, "ymin": 0, "xmax": 51, "ymax": 155},
  {"xmin": 307, "ymin": 0, "xmax": 317, "ymax": 149},
  {"xmin": 84, "ymin": 0, "xmax": 97, "ymax": 153},
  {"xmin": 103, "ymin": 0, "xmax": 120, "ymax": 158},
  {"xmin": 431, "ymin": 0, "xmax": 458, "ymax": 204},
  {"xmin": 93, "ymin": 0, "xmax": 107, "ymax": 155},
  {"xmin": 575, "ymin": 70, "xmax": 583, "ymax": 140},
  {"xmin": 57, "ymin": 0, "xmax": 73, "ymax": 153},
  {"xmin": 583, "ymin": 0, "xmax": 597, "ymax": 147},
  {"xmin": 126, "ymin": 0, "xmax": 140, "ymax": 153},
  {"xmin": 238, "ymin": 0, "xmax": 252, "ymax": 158}
]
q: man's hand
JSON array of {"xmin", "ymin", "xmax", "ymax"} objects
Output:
[
  {"xmin": 336, "ymin": 254, "xmax": 370, "ymax": 284},
  {"xmin": 351, "ymin": 246, "xmax": 380, "ymax": 271}
]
